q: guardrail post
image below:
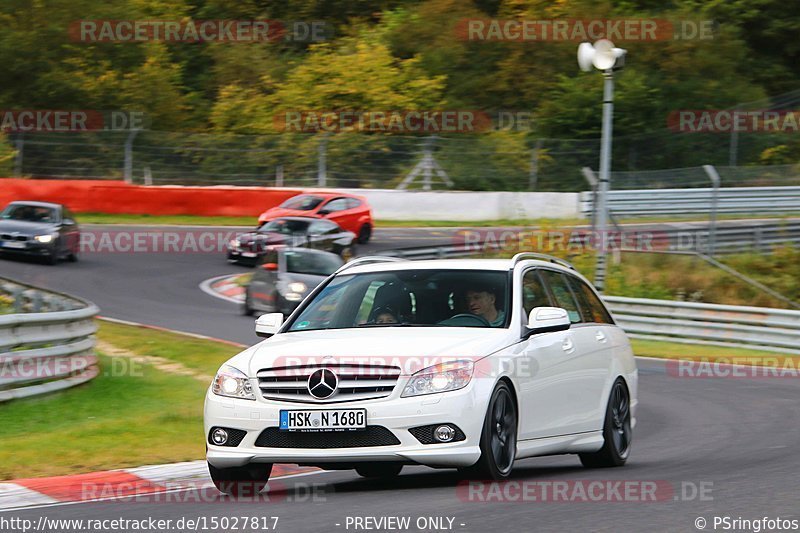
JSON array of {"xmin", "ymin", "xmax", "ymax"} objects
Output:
[
  {"xmin": 317, "ymin": 134, "xmax": 328, "ymax": 187},
  {"xmin": 123, "ymin": 129, "xmax": 140, "ymax": 184},
  {"xmin": 702, "ymin": 165, "xmax": 721, "ymax": 257}
]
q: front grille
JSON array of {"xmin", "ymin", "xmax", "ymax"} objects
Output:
[
  {"xmin": 257, "ymin": 364, "xmax": 401, "ymax": 403},
  {"xmin": 408, "ymin": 424, "xmax": 467, "ymax": 445},
  {"xmin": 255, "ymin": 426, "xmax": 400, "ymax": 448},
  {"xmin": 0, "ymin": 234, "xmax": 28, "ymax": 241}
]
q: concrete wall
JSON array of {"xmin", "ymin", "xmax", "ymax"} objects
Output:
[{"xmin": 343, "ymin": 189, "xmax": 581, "ymax": 220}]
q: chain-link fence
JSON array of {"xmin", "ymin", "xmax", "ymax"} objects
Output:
[{"xmin": 5, "ymin": 111, "xmax": 800, "ymax": 192}]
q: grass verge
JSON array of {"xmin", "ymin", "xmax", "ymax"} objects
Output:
[
  {"xmin": 630, "ymin": 338, "xmax": 798, "ymax": 365},
  {"xmin": 0, "ymin": 321, "xmax": 238, "ymax": 480}
]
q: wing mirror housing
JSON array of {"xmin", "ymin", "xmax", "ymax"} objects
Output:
[
  {"xmin": 525, "ymin": 307, "xmax": 571, "ymax": 337},
  {"xmin": 255, "ymin": 312, "xmax": 283, "ymax": 338}
]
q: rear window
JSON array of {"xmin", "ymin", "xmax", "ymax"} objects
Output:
[
  {"xmin": 279, "ymin": 195, "xmax": 324, "ymax": 210},
  {"xmin": 285, "ymin": 251, "xmax": 343, "ymax": 276}
]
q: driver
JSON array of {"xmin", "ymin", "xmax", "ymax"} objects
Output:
[{"xmin": 465, "ymin": 285, "xmax": 505, "ymax": 327}]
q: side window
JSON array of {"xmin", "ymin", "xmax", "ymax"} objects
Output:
[
  {"xmin": 347, "ymin": 198, "xmax": 362, "ymax": 209},
  {"xmin": 323, "ymin": 198, "xmax": 349, "ymax": 212},
  {"xmin": 568, "ymin": 276, "xmax": 614, "ymax": 324},
  {"xmin": 309, "ymin": 220, "xmax": 337, "ymax": 234},
  {"xmin": 539, "ymin": 270, "xmax": 582, "ymax": 324},
  {"xmin": 521, "ymin": 270, "xmax": 551, "ymax": 317}
]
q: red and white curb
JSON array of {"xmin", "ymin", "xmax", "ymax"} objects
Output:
[
  {"xmin": 199, "ymin": 274, "xmax": 246, "ymax": 305},
  {"xmin": 0, "ymin": 461, "xmax": 316, "ymax": 511}
]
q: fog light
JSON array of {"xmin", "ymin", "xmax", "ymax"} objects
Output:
[
  {"xmin": 434, "ymin": 425, "xmax": 455, "ymax": 442},
  {"xmin": 211, "ymin": 428, "xmax": 228, "ymax": 445}
]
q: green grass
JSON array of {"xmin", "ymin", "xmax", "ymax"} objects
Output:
[
  {"xmin": 0, "ymin": 321, "xmax": 238, "ymax": 480},
  {"xmin": 631, "ymin": 338, "xmax": 796, "ymax": 364},
  {"xmin": 75, "ymin": 211, "xmax": 800, "ymax": 228},
  {"xmin": 77, "ymin": 213, "xmax": 257, "ymax": 226}
]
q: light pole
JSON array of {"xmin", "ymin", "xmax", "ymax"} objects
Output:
[{"xmin": 578, "ymin": 39, "xmax": 626, "ymax": 292}]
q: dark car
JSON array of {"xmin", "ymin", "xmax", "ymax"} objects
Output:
[
  {"xmin": 257, "ymin": 192, "xmax": 374, "ymax": 244},
  {"xmin": 243, "ymin": 247, "xmax": 344, "ymax": 316},
  {"xmin": 227, "ymin": 216, "xmax": 356, "ymax": 265},
  {"xmin": 0, "ymin": 201, "xmax": 80, "ymax": 265}
]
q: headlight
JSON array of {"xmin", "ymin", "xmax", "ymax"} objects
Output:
[
  {"xmin": 212, "ymin": 365, "xmax": 255, "ymax": 400},
  {"xmin": 34, "ymin": 234, "xmax": 54, "ymax": 243},
  {"xmin": 402, "ymin": 360, "xmax": 474, "ymax": 397},
  {"xmin": 228, "ymin": 238, "xmax": 240, "ymax": 249},
  {"xmin": 287, "ymin": 282, "xmax": 307, "ymax": 293}
]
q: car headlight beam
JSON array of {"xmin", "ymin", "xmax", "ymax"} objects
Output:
[
  {"xmin": 212, "ymin": 365, "xmax": 255, "ymax": 400},
  {"xmin": 34, "ymin": 234, "xmax": 55, "ymax": 243},
  {"xmin": 402, "ymin": 360, "xmax": 474, "ymax": 398}
]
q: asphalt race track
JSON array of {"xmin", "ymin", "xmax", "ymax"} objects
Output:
[
  {"xmin": 0, "ymin": 224, "xmax": 457, "ymax": 344},
  {"xmin": 3, "ymin": 224, "xmax": 799, "ymax": 530}
]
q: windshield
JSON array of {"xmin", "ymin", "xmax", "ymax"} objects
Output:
[
  {"xmin": 279, "ymin": 195, "xmax": 325, "ymax": 211},
  {"xmin": 285, "ymin": 250, "xmax": 343, "ymax": 276},
  {"xmin": 286, "ymin": 269, "xmax": 510, "ymax": 332},
  {"xmin": 1, "ymin": 205, "xmax": 57, "ymax": 223},
  {"xmin": 258, "ymin": 219, "xmax": 310, "ymax": 234}
]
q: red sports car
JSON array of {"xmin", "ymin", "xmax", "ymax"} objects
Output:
[{"xmin": 258, "ymin": 192, "xmax": 374, "ymax": 243}]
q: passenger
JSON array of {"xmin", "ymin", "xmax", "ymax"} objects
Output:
[{"xmin": 373, "ymin": 306, "xmax": 399, "ymax": 324}]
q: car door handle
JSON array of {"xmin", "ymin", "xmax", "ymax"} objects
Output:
[
  {"xmin": 595, "ymin": 331, "xmax": 608, "ymax": 343},
  {"xmin": 562, "ymin": 337, "xmax": 574, "ymax": 352}
]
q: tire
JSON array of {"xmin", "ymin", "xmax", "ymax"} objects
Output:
[
  {"xmin": 68, "ymin": 248, "xmax": 78, "ymax": 262},
  {"xmin": 579, "ymin": 379, "xmax": 632, "ymax": 468},
  {"xmin": 208, "ymin": 462, "xmax": 272, "ymax": 496},
  {"xmin": 45, "ymin": 251, "xmax": 58, "ymax": 265},
  {"xmin": 355, "ymin": 463, "xmax": 403, "ymax": 478},
  {"xmin": 460, "ymin": 381, "xmax": 517, "ymax": 480},
  {"xmin": 242, "ymin": 291, "xmax": 254, "ymax": 316},
  {"xmin": 357, "ymin": 224, "xmax": 372, "ymax": 244}
]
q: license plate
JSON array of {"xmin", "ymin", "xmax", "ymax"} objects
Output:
[
  {"xmin": 279, "ymin": 409, "xmax": 366, "ymax": 432},
  {"xmin": 241, "ymin": 252, "xmax": 256, "ymax": 257},
  {"xmin": 2, "ymin": 241, "xmax": 25, "ymax": 249}
]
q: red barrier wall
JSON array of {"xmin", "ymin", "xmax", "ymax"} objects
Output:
[{"xmin": 0, "ymin": 179, "xmax": 303, "ymax": 216}]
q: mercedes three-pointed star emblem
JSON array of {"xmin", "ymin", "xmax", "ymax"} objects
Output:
[{"xmin": 307, "ymin": 368, "xmax": 338, "ymax": 399}]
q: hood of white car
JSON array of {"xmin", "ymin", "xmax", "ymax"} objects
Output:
[{"xmin": 238, "ymin": 327, "xmax": 515, "ymax": 376}]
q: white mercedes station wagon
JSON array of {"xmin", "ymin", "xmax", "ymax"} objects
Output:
[{"xmin": 204, "ymin": 253, "xmax": 638, "ymax": 494}]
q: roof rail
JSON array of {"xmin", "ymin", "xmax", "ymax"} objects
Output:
[
  {"xmin": 335, "ymin": 255, "xmax": 407, "ymax": 274},
  {"xmin": 511, "ymin": 252, "xmax": 575, "ymax": 270}
]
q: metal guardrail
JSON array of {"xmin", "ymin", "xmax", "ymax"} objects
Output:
[
  {"xmin": 371, "ymin": 248, "xmax": 800, "ymax": 354},
  {"xmin": 605, "ymin": 295, "xmax": 800, "ymax": 355},
  {"xmin": 0, "ymin": 278, "xmax": 99, "ymax": 402},
  {"xmin": 581, "ymin": 186, "xmax": 800, "ymax": 217}
]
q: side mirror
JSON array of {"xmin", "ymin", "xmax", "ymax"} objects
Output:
[
  {"xmin": 255, "ymin": 312, "xmax": 283, "ymax": 338},
  {"xmin": 317, "ymin": 209, "xmax": 330, "ymax": 215},
  {"xmin": 525, "ymin": 307, "xmax": 571, "ymax": 336},
  {"xmin": 261, "ymin": 262, "xmax": 278, "ymax": 271}
]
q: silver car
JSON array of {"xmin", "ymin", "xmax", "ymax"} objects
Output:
[{"xmin": 243, "ymin": 247, "xmax": 344, "ymax": 316}]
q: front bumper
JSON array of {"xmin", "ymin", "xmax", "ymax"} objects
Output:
[
  {"xmin": 0, "ymin": 240, "xmax": 56, "ymax": 257},
  {"xmin": 204, "ymin": 383, "xmax": 487, "ymax": 469}
]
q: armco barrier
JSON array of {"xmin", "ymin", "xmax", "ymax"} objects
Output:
[
  {"xmin": 0, "ymin": 278, "xmax": 99, "ymax": 402},
  {"xmin": 604, "ymin": 295, "xmax": 800, "ymax": 355},
  {"xmin": 0, "ymin": 179, "xmax": 582, "ymax": 220},
  {"xmin": 581, "ymin": 186, "xmax": 800, "ymax": 217},
  {"xmin": 0, "ymin": 179, "xmax": 303, "ymax": 217}
]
